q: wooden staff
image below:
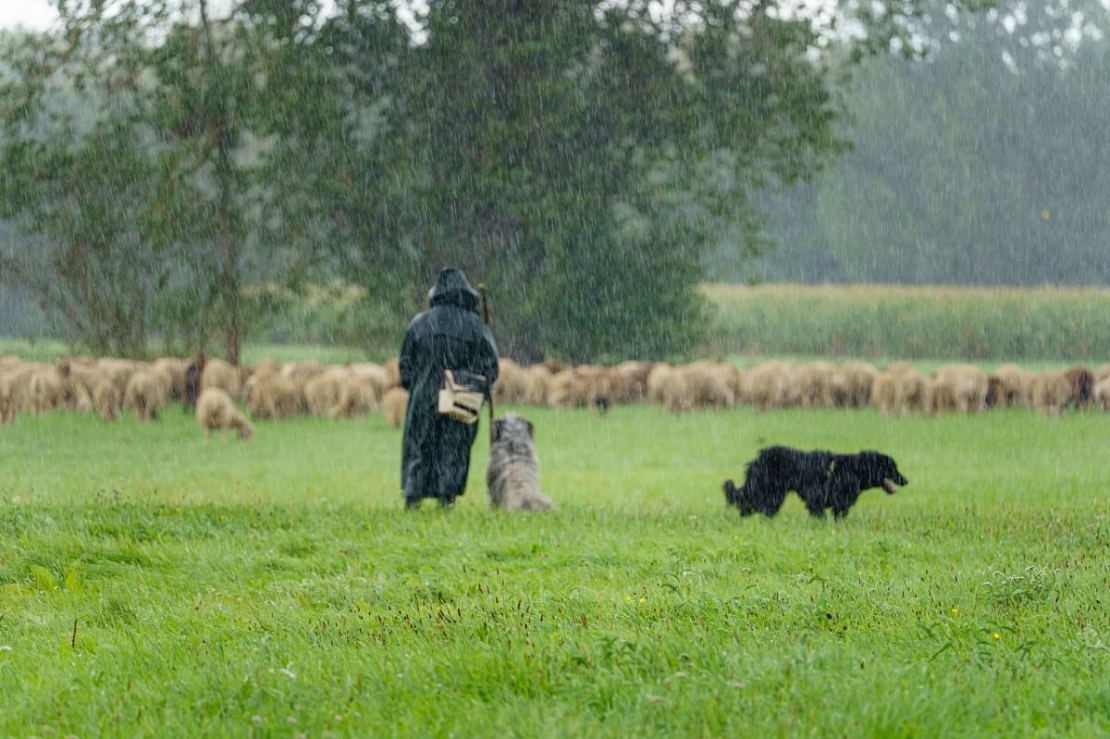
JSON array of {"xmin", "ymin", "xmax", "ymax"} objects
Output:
[{"xmin": 477, "ymin": 283, "xmax": 495, "ymax": 443}]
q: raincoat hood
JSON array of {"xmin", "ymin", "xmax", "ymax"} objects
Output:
[{"xmin": 428, "ymin": 268, "xmax": 481, "ymax": 311}]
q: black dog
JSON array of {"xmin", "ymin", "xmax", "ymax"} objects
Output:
[{"xmin": 723, "ymin": 446, "xmax": 908, "ymax": 519}]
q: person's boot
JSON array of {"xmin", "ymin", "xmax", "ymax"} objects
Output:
[{"xmin": 404, "ymin": 496, "xmax": 422, "ymax": 511}]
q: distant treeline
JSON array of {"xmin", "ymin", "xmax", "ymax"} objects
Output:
[{"xmin": 706, "ymin": 284, "xmax": 1110, "ymax": 361}]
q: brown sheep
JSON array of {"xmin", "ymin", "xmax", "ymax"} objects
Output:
[
  {"xmin": 831, "ymin": 362, "xmax": 878, "ymax": 408},
  {"xmin": 304, "ymin": 367, "xmax": 353, "ymax": 417},
  {"xmin": 741, "ymin": 361, "xmax": 795, "ymax": 413},
  {"xmin": 931, "ymin": 364, "xmax": 988, "ymax": 414},
  {"xmin": 1030, "ymin": 371, "xmax": 1072, "ymax": 417},
  {"xmin": 196, "ymin": 387, "xmax": 255, "ymax": 440},
  {"xmin": 0, "ymin": 373, "xmax": 15, "ymax": 425},
  {"xmin": 385, "ymin": 357, "xmax": 402, "ymax": 389},
  {"xmin": 1063, "ymin": 366, "xmax": 1096, "ymax": 410},
  {"xmin": 547, "ymin": 370, "xmax": 586, "ymax": 410},
  {"xmin": 125, "ymin": 370, "xmax": 168, "ymax": 422},
  {"xmin": 331, "ymin": 375, "xmax": 380, "ymax": 419},
  {"xmin": 247, "ymin": 374, "xmax": 305, "ymax": 420},
  {"xmin": 29, "ymin": 368, "xmax": 66, "ymax": 415},
  {"xmin": 383, "ymin": 387, "xmax": 409, "ymax": 428},
  {"xmin": 613, "ymin": 361, "xmax": 655, "ymax": 404},
  {"xmin": 686, "ymin": 361, "xmax": 737, "ymax": 410},
  {"xmin": 872, "ymin": 362, "xmax": 929, "ymax": 417},
  {"xmin": 995, "ymin": 364, "xmax": 1034, "ymax": 408},
  {"xmin": 1097, "ymin": 364, "xmax": 1110, "ymax": 383},
  {"xmin": 492, "ymin": 358, "xmax": 528, "ymax": 404},
  {"xmin": 201, "ymin": 358, "xmax": 242, "ymax": 400},
  {"xmin": 150, "ymin": 357, "xmax": 189, "ymax": 401},
  {"xmin": 523, "ymin": 364, "xmax": 552, "ymax": 406},
  {"xmin": 984, "ymin": 376, "xmax": 1003, "ymax": 409},
  {"xmin": 348, "ymin": 363, "xmax": 392, "ymax": 397},
  {"xmin": 93, "ymin": 379, "xmax": 123, "ymax": 421},
  {"xmin": 1094, "ymin": 377, "xmax": 1110, "ymax": 412},
  {"xmin": 795, "ymin": 362, "xmax": 835, "ymax": 409},
  {"xmin": 646, "ymin": 363, "xmax": 674, "ymax": 406}
]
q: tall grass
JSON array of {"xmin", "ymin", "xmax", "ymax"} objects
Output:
[{"xmin": 705, "ymin": 283, "xmax": 1110, "ymax": 361}]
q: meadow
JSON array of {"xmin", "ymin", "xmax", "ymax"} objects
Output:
[{"xmin": 3, "ymin": 398, "xmax": 1110, "ymax": 737}]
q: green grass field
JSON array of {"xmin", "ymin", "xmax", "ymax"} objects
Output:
[{"xmin": 3, "ymin": 402, "xmax": 1110, "ymax": 737}]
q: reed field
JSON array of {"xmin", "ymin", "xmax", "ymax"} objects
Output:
[
  {"xmin": 2, "ymin": 400, "xmax": 1110, "ymax": 737},
  {"xmin": 705, "ymin": 283, "xmax": 1110, "ymax": 361}
]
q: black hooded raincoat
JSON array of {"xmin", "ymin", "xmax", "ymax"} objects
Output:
[{"xmin": 399, "ymin": 269, "xmax": 499, "ymax": 506}]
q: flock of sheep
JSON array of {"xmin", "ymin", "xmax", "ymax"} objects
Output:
[{"xmin": 2, "ymin": 354, "xmax": 1109, "ymax": 435}]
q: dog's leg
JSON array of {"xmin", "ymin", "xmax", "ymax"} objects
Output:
[{"xmin": 801, "ymin": 488, "xmax": 827, "ymax": 519}]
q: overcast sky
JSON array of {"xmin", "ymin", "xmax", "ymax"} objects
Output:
[{"xmin": 0, "ymin": 0, "xmax": 58, "ymax": 30}]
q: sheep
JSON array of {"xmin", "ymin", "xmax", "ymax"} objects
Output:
[
  {"xmin": 29, "ymin": 368, "xmax": 65, "ymax": 415},
  {"xmin": 150, "ymin": 357, "xmax": 190, "ymax": 401},
  {"xmin": 523, "ymin": 364, "xmax": 552, "ymax": 406},
  {"xmin": 196, "ymin": 387, "xmax": 255, "ymax": 441},
  {"xmin": 281, "ymin": 360, "xmax": 326, "ymax": 385},
  {"xmin": 304, "ymin": 367, "xmax": 353, "ymax": 417},
  {"xmin": 931, "ymin": 364, "xmax": 988, "ymax": 414},
  {"xmin": 872, "ymin": 362, "xmax": 929, "ymax": 417},
  {"xmin": 1029, "ymin": 371, "xmax": 1072, "ymax": 417},
  {"xmin": 686, "ymin": 361, "xmax": 737, "ymax": 410},
  {"xmin": 93, "ymin": 379, "xmax": 123, "ymax": 421},
  {"xmin": 348, "ymin": 363, "xmax": 392, "ymax": 397},
  {"xmin": 741, "ymin": 361, "xmax": 795, "ymax": 412},
  {"xmin": 547, "ymin": 370, "xmax": 586, "ymax": 410},
  {"xmin": 383, "ymin": 387, "xmax": 409, "ymax": 428},
  {"xmin": 613, "ymin": 361, "xmax": 655, "ymax": 404},
  {"xmin": 646, "ymin": 363, "xmax": 674, "ymax": 406},
  {"xmin": 492, "ymin": 358, "xmax": 528, "ymax": 405},
  {"xmin": 125, "ymin": 370, "xmax": 168, "ymax": 423},
  {"xmin": 247, "ymin": 374, "xmax": 305, "ymax": 420},
  {"xmin": 795, "ymin": 362, "xmax": 835, "ymax": 409},
  {"xmin": 830, "ymin": 361, "xmax": 878, "ymax": 408},
  {"xmin": 0, "ymin": 373, "xmax": 15, "ymax": 425},
  {"xmin": 331, "ymin": 375, "xmax": 380, "ymax": 419},
  {"xmin": 995, "ymin": 363, "xmax": 1034, "ymax": 408},
  {"xmin": 385, "ymin": 357, "xmax": 402, "ymax": 389},
  {"xmin": 1094, "ymin": 377, "xmax": 1110, "ymax": 412},
  {"xmin": 1063, "ymin": 366, "xmax": 1096, "ymax": 411},
  {"xmin": 201, "ymin": 358, "xmax": 242, "ymax": 400}
]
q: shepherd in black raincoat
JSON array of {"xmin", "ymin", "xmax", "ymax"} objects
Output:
[{"xmin": 399, "ymin": 268, "xmax": 500, "ymax": 508}]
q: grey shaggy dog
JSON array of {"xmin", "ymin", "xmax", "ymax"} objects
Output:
[{"xmin": 486, "ymin": 413, "xmax": 554, "ymax": 512}]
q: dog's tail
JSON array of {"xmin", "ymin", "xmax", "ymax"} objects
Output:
[{"xmin": 723, "ymin": 479, "xmax": 740, "ymax": 507}]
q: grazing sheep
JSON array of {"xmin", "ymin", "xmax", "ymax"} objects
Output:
[
  {"xmin": 97, "ymin": 358, "xmax": 141, "ymax": 395},
  {"xmin": 1063, "ymin": 366, "xmax": 1096, "ymax": 410},
  {"xmin": 795, "ymin": 362, "xmax": 835, "ymax": 409},
  {"xmin": 1029, "ymin": 371, "xmax": 1072, "ymax": 417},
  {"xmin": 125, "ymin": 370, "xmax": 168, "ymax": 422},
  {"xmin": 196, "ymin": 387, "xmax": 255, "ymax": 440},
  {"xmin": 523, "ymin": 364, "xmax": 552, "ymax": 406},
  {"xmin": 150, "ymin": 357, "xmax": 189, "ymax": 401},
  {"xmin": 984, "ymin": 376, "xmax": 1003, "ymax": 409},
  {"xmin": 492, "ymin": 358, "xmax": 528, "ymax": 405},
  {"xmin": 742, "ymin": 361, "xmax": 795, "ymax": 412},
  {"xmin": 331, "ymin": 375, "xmax": 380, "ymax": 419},
  {"xmin": 29, "ymin": 368, "xmax": 65, "ymax": 415},
  {"xmin": 385, "ymin": 357, "xmax": 402, "ymax": 389},
  {"xmin": 1094, "ymin": 377, "xmax": 1110, "ymax": 412},
  {"xmin": 201, "ymin": 358, "xmax": 242, "ymax": 400},
  {"xmin": 687, "ymin": 361, "xmax": 737, "ymax": 410},
  {"xmin": 1097, "ymin": 364, "xmax": 1110, "ymax": 383},
  {"xmin": 831, "ymin": 362, "xmax": 878, "ymax": 408},
  {"xmin": 281, "ymin": 360, "xmax": 326, "ymax": 385},
  {"xmin": 872, "ymin": 362, "xmax": 930, "ymax": 417},
  {"xmin": 304, "ymin": 367, "xmax": 352, "ymax": 417},
  {"xmin": 0, "ymin": 373, "xmax": 15, "ymax": 425},
  {"xmin": 547, "ymin": 370, "xmax": 586, "ymax": 410},
  {"xmin": 661, "ymin": 366, "xmax": 694, "ymax": 414},
  {"xmin": 995, "ymin": 364, "xmax": 1034, "ymax": 408},
  {"xmin": 383, "ymin": 387, "xmax": 409, "ymax": 428},
  {"xmin": 348, "ymin": 363, "xmax": 392, "ymax": 397},
  {"xmin": 93, "ymin": 379, "xmax": 123, "ymax": 421},
  {"xmin": 247, "ymin": 374, "xmax": 305, "ymax": 420},
  {"xmin": 646, "ymin": 363, "xmax": 673, "ymax": 406},
  {"xmin": 931, "ymin": 364, "xmax": 988, "ymax": 414},
  {"xmin": 613, "ymin": 361, "xmax": 655, "ymax": 404},
  {"xmin": 7, "ymin": 363, "xmax": 42, "ymax": 413}
]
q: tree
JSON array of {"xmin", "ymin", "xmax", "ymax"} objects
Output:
[
  {"xmin": 254, "ymin": 0, "xmax": 913, "ymax": 361},
  {"xmin": 0, "ymin": 1, "xmax": 263, "ymax": 361}
]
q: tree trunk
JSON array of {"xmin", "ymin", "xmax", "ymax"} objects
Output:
[{"xmin": 200, "ymin": 0, "xmax": 240, "ymax": 366}]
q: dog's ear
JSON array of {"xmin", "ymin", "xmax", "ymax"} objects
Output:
[
  {"xmin": 492, "ymin": 419, "xmax": 503, "ymax": 442},
  {"xmin": 525, "ymin": 419, "xmax": 534, "ymax": 439}
]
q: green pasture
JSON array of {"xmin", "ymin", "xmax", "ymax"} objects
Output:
[{"xmin": 2, "ymin": 401, "xmax": 1109, "ymax": 737}]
